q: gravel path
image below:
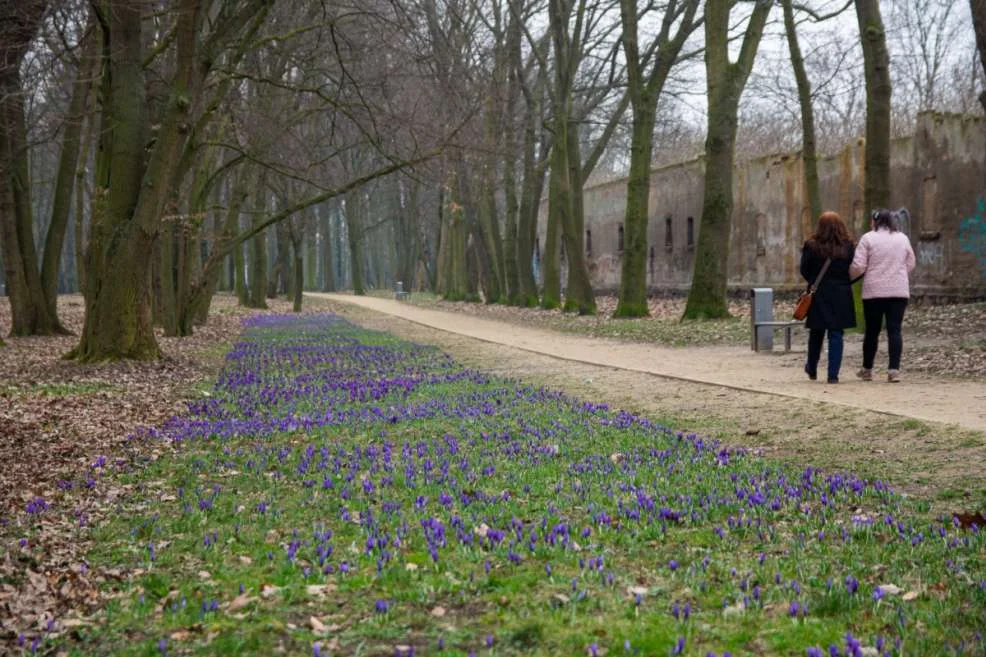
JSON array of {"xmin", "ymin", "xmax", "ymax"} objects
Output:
[{"xmin": 308, "ymin": 293, "xmax": 986, "ymax": 434}]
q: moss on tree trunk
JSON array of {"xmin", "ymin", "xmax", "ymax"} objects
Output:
[
  {"xmin": 615, "ymin": 101, "xmax": 656, "ymax": 318},
  {"xmin": 683, "ymin": 0, "xmax": 769, "ymax": 320},
  {"xmin": 855, "ymin": 0, "xmax": 892, "ymax": 214}
]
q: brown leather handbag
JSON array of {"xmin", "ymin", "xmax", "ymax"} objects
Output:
[{"xmin": 793, "ymin": 257, "xmax": 831, "ymax": 321}]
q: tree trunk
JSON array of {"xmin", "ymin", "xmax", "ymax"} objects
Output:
[
  {"xmin": 684, "ymin": 0, "xmax": 770, "ymax": 320},
  {"xmin": 156, "ymin": 225, "xmax": 178, "ymax": 333},
  {"xmin": 972, "ymin": 0, "xmax": 986, "ymax": 113},
  {"xmin": 444, "ymin": 207, "xmax": 470, "ymax": 301},
  {"xmin": 41, "ymin": 19, "xmax": 96, "ymax": 323},
  {"xmin": 70, "ymin": 0, "xmax": 269, "ymax": 360},
  {"xmin": 320, "ymin": 202, "xmax": 336, "ymax": 291},
  {"xmin": 478, "ymin": 82, "xmax": 506, "ymax": 303},
  {"xmin": 615, "ymin": 0, "xmax": 699, "ymax": 318},
  {"xmin": 292, "ymin": 240, "xmax": 303, "ymax": 312},
  {"xmin": 0, "ymin": 0, "xmax": 66, "ymax": 336},
  {"xmin": 234, "ymin": 222, "xmax": 249, "ymax": 306},
  {"xmin": 503, "ymin": 138, "xmax": 521, "ymax": 305},
  {"xmin": 561, "ymin": 121, "xmax": 595, "ymax": 314},
  {"xmin": 274, "ymin": 220, "xmax": 291, "ymax": 297},
  {"xmin": 502, "ymin": 4, "xmax": 523, "ymax": 304},
  {"xmin": 541, "ymin": 182, "xmax": 562, "ymax": 309},
  {"xmin": 516, "ymin": 106, "xmax": 546, "ymax": 307},
  {"xmin": 247, "ymin": 179, "xmax": 269, "ymax": 308},
  {"xmin": 855, "ymin": 0, "xmax": 892, "ymax": 214},
  {"xmin": 70, "ymin": 0, "xmax": 160, "ymax": 360},
  {"xmin": 615, "ymin": 100, "xmax": 656, "ymax": 317},
  {"xmin": 783, "ymin": 0, "xmax": 822, "ymax": 222},
  {"xmin": 344, "ymin": 188, "xmax": 365, "ymax": 295},
  {"xmin": 474, "ymin": 173, "xmax": 504, "ymax": 303},
  {"xmin": 192, "ymin": 170, "xmax": 251, "ymax": 324},
  {"xmin": 74, "ymin": 102, "xmax": 96, "ymax": 298}
]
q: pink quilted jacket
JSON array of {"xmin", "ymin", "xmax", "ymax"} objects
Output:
[{"xmin": 850, "ymin": 228, "xmax": 916, "ymax": 299}]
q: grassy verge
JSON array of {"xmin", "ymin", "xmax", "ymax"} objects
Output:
[
  {"xmin": 395, "ymin": 292, "xmax": 751, "ymax": 347},
  {"xmin": 37, "ymin": 314, "xmax": 985, "ymax": 657}
]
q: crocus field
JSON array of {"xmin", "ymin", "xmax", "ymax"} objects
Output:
[{"xmin": 39, "ymin": 315, "xmax": 985, "ymax": 656}]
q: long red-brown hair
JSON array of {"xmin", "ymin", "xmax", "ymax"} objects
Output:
[{"xmin": 809, "ymin": 211, "xmax": 853, "ymax": 259}]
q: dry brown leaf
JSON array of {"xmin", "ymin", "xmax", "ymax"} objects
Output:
[
  {"xmin": 227, "ymin": 594, "xmax": 257, "ymax": 611},
  {"xmin": 430, "ymin": 606, "xmax": 446, "ymax": 617},
  {"xmin": 310, "ymin": 616, "xmax": 328, "ymax": 634}
]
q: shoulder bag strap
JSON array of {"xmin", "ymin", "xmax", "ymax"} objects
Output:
[{"xmin": 809, "ymin": 258, "xmax": 832, "ymax": 293}]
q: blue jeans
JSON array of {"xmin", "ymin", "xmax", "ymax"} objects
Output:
[{"xmin": 806, "ymin": 329, "xmax": 844, "ymax": 381}]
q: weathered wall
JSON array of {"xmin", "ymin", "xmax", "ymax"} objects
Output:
[{"xmin": 538, "ymin": 112, "xmax": 986, "ymax": 299}]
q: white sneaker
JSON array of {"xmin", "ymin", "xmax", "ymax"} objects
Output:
[{"xmin": 887, "ymin": 370, "xmax": 900, "ymax": 383}]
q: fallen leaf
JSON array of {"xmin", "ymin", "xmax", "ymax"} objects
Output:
[
  {"xmin": 310, "ymin": 616, "xmax": 328, "ymax": 634},
  {"xmin": 227, "ymin": 594, "xmax": 256, "ymax": 611},
  {"xmin": 430, "ymin": 606, "xmax": 446, "ymax": 617}
]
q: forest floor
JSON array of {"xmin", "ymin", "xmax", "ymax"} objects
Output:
[{"xmin": 0, "ymin": 293, "xmax": 984, "ymax": 649}]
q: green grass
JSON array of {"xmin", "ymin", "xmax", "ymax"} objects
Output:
[{"xmin": 34, "ymin": 317, "xmax": 986, "ymax": 657}]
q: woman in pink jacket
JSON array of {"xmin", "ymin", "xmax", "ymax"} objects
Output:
[{"xmin": 850, "ymin": 209, "xmax": 917, "ymax": 382}]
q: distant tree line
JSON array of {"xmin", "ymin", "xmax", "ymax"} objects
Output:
[{"xmin": 1, "ymin": 0, "xmax": 984, "ymax": 357}]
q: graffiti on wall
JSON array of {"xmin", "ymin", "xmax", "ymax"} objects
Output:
[
  {"xmin": 918, "ymin": 242, "xmax": 943, "ymax": 267},
  {"xmin": 959, "ymin": 197, "xmax": 986, "ymax": 277}
]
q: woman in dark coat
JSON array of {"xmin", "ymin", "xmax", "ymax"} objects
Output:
[{"xmin": 800, "ymin": 211, "xmax": 856, "ymax": 383}]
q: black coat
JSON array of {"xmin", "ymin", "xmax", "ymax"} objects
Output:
[{"xmin": 800, "ymin": 240, "xmax": 856, "ymax": 330}]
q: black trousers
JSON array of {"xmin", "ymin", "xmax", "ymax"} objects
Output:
[{"xmin": 862, "ymin": 298, "xmax": 908, "ymax": 370}]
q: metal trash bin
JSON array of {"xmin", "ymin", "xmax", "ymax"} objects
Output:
[{"xmin": 750, "ymin": 287, "xmax": 774, "ymax": 352}]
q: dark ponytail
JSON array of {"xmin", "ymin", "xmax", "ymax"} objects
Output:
[{"xmin": 870, "ymin": 208, "xmax": 899, "ymax": 232}]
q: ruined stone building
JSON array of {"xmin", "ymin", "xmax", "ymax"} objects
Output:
[{"xmin": 538, "ymin": 112, "xmax": 986, "ymax": 300}]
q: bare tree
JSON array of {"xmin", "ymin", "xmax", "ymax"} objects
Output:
[
  {"xmin": 855, "ymin": 0, "xmax": 892, "ymax": 215},
  {"xmin": 684, "ymin": 0, "xmax": 771, "ymax": 319},
  {"xmin": 614, "ymin": 0, "xmax": 701, "ymax": 317},
  {"xmin": 1, "ymin": 0, "xmax": 89, "ymax": 337},
  {"xmin": 970, "ymin": 0, "xmax": 986, "ymax": 113},
  {"xmin": 886, "ymin": 0, "xmax": 968, "ymax": 119}
]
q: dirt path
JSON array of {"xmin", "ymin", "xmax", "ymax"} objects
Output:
[
  {"xmin": 307, "ymin": 292, "xmax": 986, "ymax": 509},
  {"xmin": 310, "ymin": 293, "xmax": 986, "ymax": 433}
]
